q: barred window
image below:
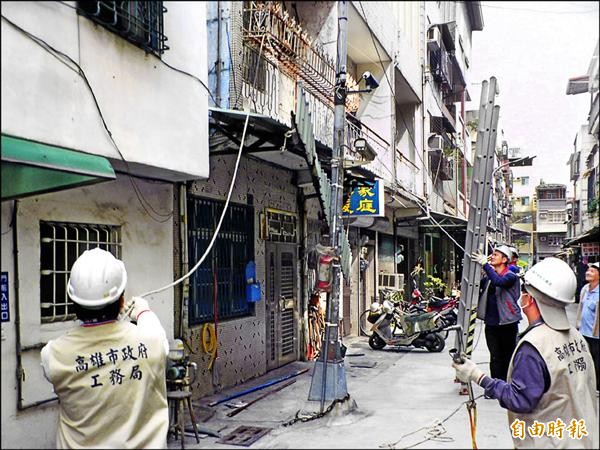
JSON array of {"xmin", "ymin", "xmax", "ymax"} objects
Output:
[
  {"xmin": 187, "ymin": 196, "xmax": 255, "ymax": 325},
  {"xmin": 77, "ymin": 1, "xmax": 169, "ymax": 57},
  {"xmin": 40, "ymin": 221, "xmax": 122, "ymax": 323},
  {"xmin": 242, "ymin": 45, "xmax": 267, "ymax": 92}
]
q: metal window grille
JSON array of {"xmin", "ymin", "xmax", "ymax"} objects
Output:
[
  {"xmin": 40, "ymin": 221, "xmax": 122, "ymax": 323},
  {"xmin": 187, "ymin": 196, "xmax": 255, "ymax": 325},
  {"xmin": 265, "ymin": 209, "xmax": 297, "ymax": 243},
  {"xmin": 77, "ymin": 1, "xmax": 169, "ymax": 57},
  {"xmin": 242, "ymin": 45, "xmax": 267, "ymax": 92}
]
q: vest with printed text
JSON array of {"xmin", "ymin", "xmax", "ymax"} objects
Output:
[
  {"xmin": 45, "ymin": 320, "xmax": 169, "ymax": 449},
  {"xmin": 507, "ymin": 323, "xmax": 598, "ymax": 449}
]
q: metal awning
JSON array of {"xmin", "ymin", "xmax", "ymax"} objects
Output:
[
  {"xmin": 1, "ymin": 134, "xmax": 116, "ymax": 201},
  {"xmin": 563, "ymin": 226, "xmax": 599, "ymax": 247},
  {"xmin": 566, "ymin": 75, "xmax": 589, "ymax": 95},
  {"xmin": 417, "ymin": 210, "xmax": 468, "ymax": 228},
  {"xmin": 208, "ymin": 107, "xmax": 310, "ymax": 171}
]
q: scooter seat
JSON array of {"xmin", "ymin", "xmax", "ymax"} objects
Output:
[{"xmin": 428, "ymin": 297, "xmax": 449, "ymax": 308}]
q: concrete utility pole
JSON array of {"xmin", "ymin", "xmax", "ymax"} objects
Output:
[{"xmin": 308, "ymin": 0, "xmax": 349, "ymax": 411}]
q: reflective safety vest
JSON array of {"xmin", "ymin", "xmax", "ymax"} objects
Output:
[
  {"xmin": 507, "ymin": 323, "xmax": 598, "ymax": 449},
  {"xmin": 43, "ymin": 320, "xmax": 169, "ymax": 449}
]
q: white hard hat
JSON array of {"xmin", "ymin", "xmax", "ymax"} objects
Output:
[
  {"xmin": 589, "ymin": 261, "xmax": 599, "ymax": 271},
  {"xmin": 508, "ymin": 246, "xmax": 519, "ymax": 259},
  {"xmin": 370, "ymin": 302, "xmax": 381, "ymax": 313},
  {"xmin": 493, "ymin": 245, "xmax": 513, "ymax": 260},
  {"xmin": 523, "ymin": 257, "xmax": 576, "ymax": 330},
  {"xmin": 67, "ymin": 248, "xmax": 127, "ymax": 309},
  {"xmin": 382, "ymin": 300, "xmax": 394, "ymax": 314}
]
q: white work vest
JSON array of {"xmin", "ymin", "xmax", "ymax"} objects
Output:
[
  {"xmin": 43, "ymin": 320, "xmax": 169, "ymax": 449},
  {"xmin": 507, "ymin": 323, "xmax": 598, "ymax": 449}
]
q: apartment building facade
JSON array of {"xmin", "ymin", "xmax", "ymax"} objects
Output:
[{"xmin": 1, "ymin": 2, "xmax": 210, "ymax": 447}]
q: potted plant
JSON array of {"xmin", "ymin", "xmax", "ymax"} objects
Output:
[{"xmin": 423, "ymin": 275, "xmax": 447, "ymax": 298}]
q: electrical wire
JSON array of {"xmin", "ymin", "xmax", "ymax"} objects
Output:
[
  {"xmin": 136, "ymin": 16, "xmax": 269, "ymax": 298},
  {"xmin": 1, "ymin": 14, "xmax": 173, "ymax": 224},
  {"xmin": 1, "ymin": 200, "xmax": 16, "ymax": 236},
  {"xmin": 457, "ymin": 1, "xmax": 599, "ymax": 14},
  {"xmin": 137, "ymin": 103, "xmax": 251, "ymax": 298},
  {"xmin": 56, "ymin": 0, "xmax": 219, "ymax": 107},
  {"xmin": 380, "ymin": 393, "xmax": 484, "ymax": 449},
  {"xmin": 357, "ymin": 2, "xmax": 427, "ymax": 173}
]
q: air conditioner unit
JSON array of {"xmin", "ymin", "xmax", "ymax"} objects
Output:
[
  {"xmin": 427, "ymin": 26, "xmax": 441, "ymax": 52},
  {"xmin": 428, "ymin": 135, "xmax": 443, "ymax": 150},
  {"xmin": 379, "ymin": 272, "xmax": 405, "ymax": 291}
]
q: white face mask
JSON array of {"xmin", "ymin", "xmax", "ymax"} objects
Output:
[{"xmin": 519, "ymin": 292, "xmax": 533, "ymax": 312}]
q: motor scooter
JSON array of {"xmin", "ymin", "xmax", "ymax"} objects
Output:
[{"xmin": 367, "ymin": 299, "xmax": 447, "ymax": 352}]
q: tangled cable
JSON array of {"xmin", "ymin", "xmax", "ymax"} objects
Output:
[
  {"xmin": 282, "ymin": 394, "xmax": 351, "ymax": 427},
  {"xmin": 201, "ymin": 323, "xmax": 218, "ymax": 370},
  {"xmin": 379, "ymin": 394, "xmax": 484, "ymax": 449}
]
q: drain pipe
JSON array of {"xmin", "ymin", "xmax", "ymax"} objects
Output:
[
  {"xmin": 12, "ymin": 199, "xmax": 24, "ymax": 409},
  {"xmin": 13, "ymin": 201, "xmax": 58, "ymax": 410}
]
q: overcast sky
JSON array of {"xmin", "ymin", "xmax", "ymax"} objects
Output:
[{"xmin": 468, "ymin": 1, "xmax": 599, "ymax": 196}]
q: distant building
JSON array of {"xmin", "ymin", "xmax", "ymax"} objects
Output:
[{"xmin": 535, "ymin": 183, "xmax": 568, "ymax": 261}]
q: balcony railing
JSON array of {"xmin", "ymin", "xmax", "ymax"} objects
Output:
[
  {"xmin": 430, "ymin": 48, "xmax": 452, "ymax": 93},
  {"xmin": 242, "ymin": 1, "xmax": 336, "ymax": 107},
  {"xmin": 589, "ymin": 92, "xmax": 599, "ymax": 135}
]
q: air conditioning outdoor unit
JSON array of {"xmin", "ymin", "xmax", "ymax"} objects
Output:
[
  {"xmin": 428, "ymin": 135, "xmax": 444, "ymax": 151},
  {"xmin": 427, "ymin": 26, "xmax": 441, "ymax": 52},
  {"xmin": 379, "ymin": 272, "xmax": 405, "ymax": 291}
]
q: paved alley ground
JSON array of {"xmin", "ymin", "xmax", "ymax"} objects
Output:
[{"xmin": 169, "ymin": 304, "xmax": 598, "ymax": 449}]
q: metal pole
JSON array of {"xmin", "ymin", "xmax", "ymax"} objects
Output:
[{"xmin": 309, "ymin": 0, "xmax": 349, "ymax": 411}]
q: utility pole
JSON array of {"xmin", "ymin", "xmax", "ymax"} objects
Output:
[{"xmin": 308, "ymin": 0, "xmax": 349, "ymax": 411}]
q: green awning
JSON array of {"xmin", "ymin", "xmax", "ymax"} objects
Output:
[{"xmin": 1, "ymin": 134, "xmax": 116, "ymax": 201}]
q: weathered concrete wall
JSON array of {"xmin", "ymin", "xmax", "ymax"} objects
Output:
[
  {"xmin": 185, "ymin": 156, "xmax": 299, "ymax": 398},
  {"xmin": 1, "ymin": 176, "xmax": 174, "ymax": 448},
  {"xmin": 1, "ymin": 1, "xmax": 209, "ymax": 181}
]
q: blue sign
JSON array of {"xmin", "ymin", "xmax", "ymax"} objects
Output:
[
  {"xmin": 1, "ymin": 272, "xmax": 8, "ymax": 323},
  {"xmin": 342, "ymin": 180, "xmax": 385, "ymax": 217}
]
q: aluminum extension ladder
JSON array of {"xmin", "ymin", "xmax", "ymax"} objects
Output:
[{"xmin": 454, "ymin": 77, "xmax": 500, "ymax": 394}]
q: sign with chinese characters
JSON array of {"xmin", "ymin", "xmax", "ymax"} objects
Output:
[
  {"xmin": 342, "ymin": 180, "xmax": 385, "ymax": 217},
  {"xmin": 581, "ymin": 242, "xmax": 599, "ymax": 257},
  {"xmin": 1, "ymin": 272, "xmax": 8, "ymax": 323}
]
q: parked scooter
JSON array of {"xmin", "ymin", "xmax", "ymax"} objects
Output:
[
  {"xmin": 409, "ymin": 278, "xmax": 459, "ymax": 329},
  {"xmin": 367, "ymin": 299, "xmax": 447, "ymax": 352}
]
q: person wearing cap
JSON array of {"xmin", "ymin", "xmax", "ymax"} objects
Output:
[
  {"xmin": 508, "ymin": 245, "xmax": 521, "ymax": 275},
  {"xmin": 577, "ymin": 261, "xmax": 599, "ymax": 393},
  {"xmin": 453, "ymin": 257, "xmax": 598, "ymax": 449},
  {"xmin": 40, "ymin": 248, "xmax": 169, "ymax": 449},
  {"xmin": 471, "ymin": 244, "xmax": 522, "ymax": 381}
]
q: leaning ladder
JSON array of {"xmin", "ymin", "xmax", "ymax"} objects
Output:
[{"xmin": 455, "ymin": 77, "xmax": 500, "ymax": 394}]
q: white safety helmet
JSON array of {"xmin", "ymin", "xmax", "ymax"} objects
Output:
[
  {"xmin": 508, "ymin": 246, "xmax": 519, "ymax": 260},
  {"xmin": 589, "ymin": 261, "xmax": 599, "ymax": 271},
  {"xmin": 493, "ymin": 245, "xmax": 513, "ymax": 261},
  {"xmin": 370, "ymin": 302, "xmax": 381, "ymax": 313},
  {"xmin": 523, "ymin": 257, "xmax": 576, "ymax": 330},
  {"xmin": 382, "ymin": 300, "xmax": 394, "ymax": 314},
  {"xmin": 67, "ymin": 248, "xmax": 127, "ymax": 309}
]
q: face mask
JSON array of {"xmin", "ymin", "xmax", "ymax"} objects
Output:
[{"xmin": 521, "ymin": 294, "xmax": 535, "ymax": 312}]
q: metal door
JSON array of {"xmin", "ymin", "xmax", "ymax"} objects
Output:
[{"xmin": 265, "ymin": 242, "xmax": 298, "ymax": 370}]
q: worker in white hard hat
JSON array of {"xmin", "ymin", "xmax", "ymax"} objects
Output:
[
  {"xmin": 577, "ymin": 261, "xmax": 599, "ymax": 394},
  {"xmin": 453, "ymin": 257, "xmax": 599, "ymax": 449},
  {"xmin": 471, "ymin": 244, "xmax": 522, "ymax": 381},
  {"xmin": 507, "ymin": 245, "xmax": 521, "ymax": 275},
  {"xmin": 40, "ymin": 248, "xmax": 169, "ymax": 449}
]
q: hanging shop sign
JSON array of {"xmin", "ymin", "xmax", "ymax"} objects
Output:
[
  {"xmin": 342, "ymin": 180, "xmax": 385, "ymax": 217},
  {"xmin": 581, "ymin": 242, "xmax": 600, "ymax": 257}
]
